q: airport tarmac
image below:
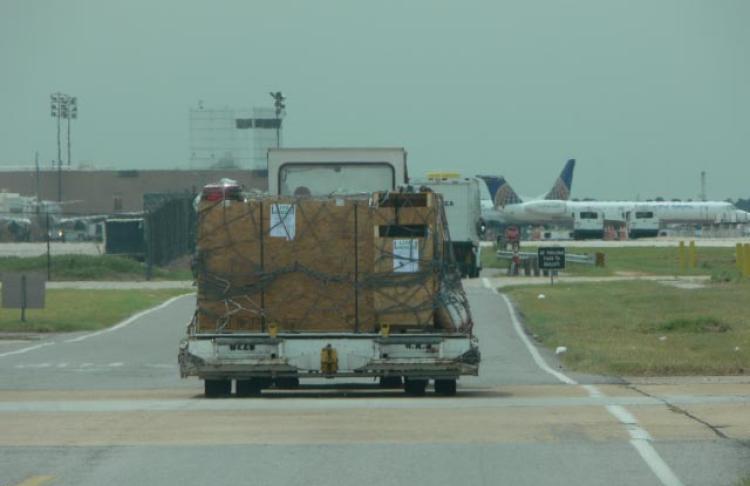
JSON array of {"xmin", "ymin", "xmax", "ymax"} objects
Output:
[{"xmin": 0, "ymin": 287, "xmax": 748, "ymax": 485}]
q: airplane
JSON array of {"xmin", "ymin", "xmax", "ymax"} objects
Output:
[
  {"xmin": 478, "ymin": 161, "xmax": 750, "ymax": 238},
  {"xmin": 477, "ymin": 158, "xmax": 576, "ymax": 225},
  {"xmin": 500, "ymin": 198, "xmax": 750, "ymax": 225}
]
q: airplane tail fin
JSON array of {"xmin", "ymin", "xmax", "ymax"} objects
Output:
[
  {"xmin": 544, "ymin": 158, "xmax": 575, "ymax": 200},
  {"xmin": 477, "ymin": 175, "xmax": 523, "ymax": 207}
]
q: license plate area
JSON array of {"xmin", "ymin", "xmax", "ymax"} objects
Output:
[{"xmin": 214, "ymin": 338, "xmax": 281, "ymax": 359}]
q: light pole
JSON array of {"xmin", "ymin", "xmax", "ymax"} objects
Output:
[
  {"xmin": 50, "ymin": 93, "xmax": 77, "ymax": 201},
  {"xmin": 67, "ymin": 96, "xmax": 77, "ymax": 167},
  {"xmin": 269, "ymin": 91, "xmax": 286, "ymax": 148}
]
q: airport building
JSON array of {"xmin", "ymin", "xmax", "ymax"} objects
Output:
[
  {"xmin": 189, "ymin": 105, "xmax": 280, "ymax": 170},
  {"xmin": 0, "ymin": 168, "xmax": 267, "ymax": 214}
]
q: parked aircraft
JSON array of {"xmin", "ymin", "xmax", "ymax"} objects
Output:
[
  {"xmin": 477, "ymin": 158, "xmax": 575, "ymax": 225},
  {"xmin": 500, "ymin": 199, "xmax": 750, "ymax": 225},
  {"xmin": 477, "ymin": 161, "xmax": 750, "ymax": 238}
]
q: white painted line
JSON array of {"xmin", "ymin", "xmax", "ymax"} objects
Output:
[
  {"xmin": 482, "ymin": 278, "xmax": 576, "ymax": 385},
  {"xmin": 630, "ymin": 439, "xmax": 684, "ymax": 486},
  {"xmin": 0, "ymin": 342, "xmax": 55, "ymax": 359},
  {"xmin": 482, "ymin": 277, "xmax": 684, "ymax": 486},
  {"xmin": 64, "ymin": 293, "xmax": 192, "ymax": 344}
]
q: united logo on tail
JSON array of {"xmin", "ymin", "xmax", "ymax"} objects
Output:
[
  {"xmin": 544, "ymin": 159, "xmax": 575, "ymax": 201},
  {"xmin": 478, "ymin": 158, "xmax": 576, "ymax": 208},
  {"xmin": 476, "ymin": 175, "xmax": 523, "ymax": 208}
]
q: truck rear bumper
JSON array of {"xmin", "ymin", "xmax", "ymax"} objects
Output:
[{"xmin": 179, "ymin": 333, "xmax": 480, "ymax": 380}]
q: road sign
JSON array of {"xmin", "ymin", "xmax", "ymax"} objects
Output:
[
  {"xmin": 538, "ymin": 247, "xmax": 565, "ymax": 270},
  {"xmin": 1, "ymin": 272, "xmax": 46, "ymax": 322}
]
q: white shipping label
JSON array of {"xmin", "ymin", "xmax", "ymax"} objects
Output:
[
  {"xmin": 270, "ymin": 204, "xmax": 296, "ymax": 240},
  {"xmin": 393, "ymin": 239, "xmax": 419, "ymax": 273}
]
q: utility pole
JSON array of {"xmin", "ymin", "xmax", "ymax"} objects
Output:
[
  {"xmin": 700, "ymin": 171, "xmax": 707, "ymax": 202},
  {"xmin": 269, "ymin": 91, "xmax": 286, "ymax": 148}
]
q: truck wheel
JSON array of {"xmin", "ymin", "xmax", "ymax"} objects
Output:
[
  {"xmin": 404, "ymin": 379, "xmax": 428, "ymax": 396},
  {"xmin": 379, "ymin": 376, "xmax": 403, "ymax": 388},
  {"xmin": 204, "ymin": 379, "xmax": 231, "ymax": 398},
  {"xmin": 434, "ymin": 379, "xmax": 457, "ymax": 396},
  {"xmin": 236, "ymin": 379, "xmax": 264, "ymax": 397}
]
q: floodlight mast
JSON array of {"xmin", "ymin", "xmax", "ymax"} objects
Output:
[
  {"xmin": 269, "ymin": 91, "xmax": 286, "ymax": 148},
  {"xmin": 50, "ymin": 92, "xmax": 78, "ymax": 201}
]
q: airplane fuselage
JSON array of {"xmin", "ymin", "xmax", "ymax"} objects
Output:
[{"xmin": 497, "ymin": 200, "xmax": 750, "ymax": 225}]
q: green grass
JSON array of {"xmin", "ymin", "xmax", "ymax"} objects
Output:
[
  {"xmin": 0, "ymin": 288, "xmax": 190, "ymax": 333},
  {"xmin": 482, "ymin": 245, "xmax": 739, "ymax": 278},
  {"xmin": 504, "ymin": 280, "xmax": 750, "ymax": 376},
  {"xmin": 0, "ymin": 255, "xmax": 192, "ymax": 281}
]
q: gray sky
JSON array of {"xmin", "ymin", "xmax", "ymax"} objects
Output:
[{"xmin": 1, "ymin": 0, "xmax": 748, "ymax": 200}]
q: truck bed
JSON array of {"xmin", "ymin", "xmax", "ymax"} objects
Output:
[{"xmin": 179, "ymin": 331, "xmax": 480, "ymax": 381}]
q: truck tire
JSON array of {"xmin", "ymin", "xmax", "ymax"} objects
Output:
[
  {"xmin": 379, "ymin": 376, "xmax": 403, "ymax": 388},
  {"xmin": 404, "ymin": 379, "xmax": 428, "ymax": 396},
  {"xmin": 434, "ymin": 379, "xmax": 457, "ymax": 396},
  {"xmin": 204, "ymin": 379, "xmax": 231, "ymax": 398},
  {"xmin": 236, "ymin": 379, "xmax": 263, "ymax": 397}
]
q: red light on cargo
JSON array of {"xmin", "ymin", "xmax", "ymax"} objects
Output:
[{"xmin": 202, "ymin": 180, "xmax": 243, "ymax": 202}]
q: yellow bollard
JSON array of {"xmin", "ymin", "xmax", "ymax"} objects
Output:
[
  {"xmin": 734, "ymin": 243, "xmax": 745, "ymax": 273},
  {"xmin": 744, "ymin": 244, "xmax": 750, "ymax": 278},
  {"xmin": 678, "ymin": 241, "xmax": 686, "ymax": 271},
  {"xmin": 688, "ymin": 241, "xmax": 697, "ymax": 269}
]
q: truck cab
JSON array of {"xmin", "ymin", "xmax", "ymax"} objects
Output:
[
  {"xmin": 416, "ymin": 173, "xmax": 483, "ymax": 278},
  {"xmin": 572, "ymin": 210, "xmax": 604, "ymax": 239},
  {"xmin": 627, "ymin": 209, "xmax": 660, "ymax": 238},
  {"xmin": 268, "ymin": 147, "xmax": 408, "ymax": 196}
]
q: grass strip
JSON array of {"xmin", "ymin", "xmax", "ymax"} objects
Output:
[
  {"xmin": 482, "ymin": 245, "xmax": 739, "ymax": 279},
  {"xmin": 504, "ymin": 280, "xmax": 750, "ymax": 376},
  {"xmin": 0, "ymin": 289, "xmax": 191, "ymax": 333},
  {"xmin": 0, "ymin": 254, "xmax": 192, "ymax": 281}
]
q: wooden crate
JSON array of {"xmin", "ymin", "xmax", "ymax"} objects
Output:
[
  {"xmin": 195, "ymin": 197, "xmax": 373, "ymax": 333},
  {"xmin": 195, "ymin": 191, "xmax": 457, "ymax": 334}
]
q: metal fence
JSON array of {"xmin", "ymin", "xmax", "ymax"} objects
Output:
[
  {"xmin": 1, "ymin": 192, "xmax": 197, "ymax": 276},
  {"xmin": 145, "ymin": 193, "xmax": 197, "ymax": 269}
]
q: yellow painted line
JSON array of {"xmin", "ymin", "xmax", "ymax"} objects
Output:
[{"xmin": 14, "ymin": 476, "xmax": 55, "ymax": 486}]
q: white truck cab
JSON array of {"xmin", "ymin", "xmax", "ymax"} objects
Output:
[
  {"xmin": 626, "ymin": 209, "xmax": 660, "ymax": 238},
  {"xmin": 416, "ymin": 173, "xmax": 483, "ymax": 278},
  {"xmin": 268, "ymin": 147, "xmax": 408, "ymax": 196},
  {"xmin": 572, "ymin": 210, "xmax": 604, "ymax": 239}
]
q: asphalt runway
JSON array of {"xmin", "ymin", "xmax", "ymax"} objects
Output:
[{"xmin": 0, "ymin": 287, "xmax": 748, "ymax": 486}]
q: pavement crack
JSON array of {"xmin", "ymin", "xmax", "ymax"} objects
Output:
[{"xmin": 624, "ymin": 383, "xmax": 731, "ymax": 441}]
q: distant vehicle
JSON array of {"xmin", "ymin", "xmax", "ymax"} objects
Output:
[
  {"xmin": 626, "ymin": 209, "xmax": 660, "ymax": 239},
  {"xmin": 417, "ymin": 173, "xmax": 483, "ymax": 278},
  {"xmin": 57, "ymin": 215, "xmax": 106, "ymax": 242},
  {"xmin": 0, "ymin": 216, "xmax": 31, "ymax": 242},
  {"xmin": 179, "ymin": 148, "xmax": 480, "ymax": 397}
]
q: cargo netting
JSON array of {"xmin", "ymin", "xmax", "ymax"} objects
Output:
[{"xmin": 193, "ymin": 189, "xmax": 473, "ymax": 335}]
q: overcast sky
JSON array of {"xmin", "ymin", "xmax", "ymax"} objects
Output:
[{"xmin": 1, "ymin": 0, "xmax": 748, "ymax": 200}]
